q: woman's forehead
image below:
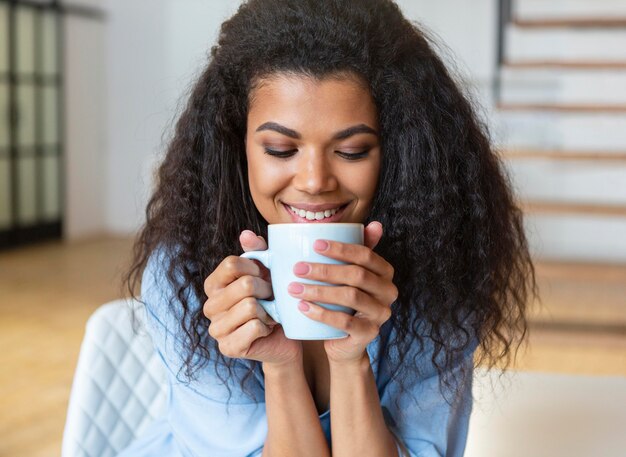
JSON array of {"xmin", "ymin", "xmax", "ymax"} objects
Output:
[
  {"xmin": 249, "ymin": 71, "xmax": 370, "ymax": 103},
  {"xmin": 247, "ymin": 73, "xmax": 378, "ymax": 129},
  {"xmin": 254, "ymin": 77, "xmax": 366, "ymax": 103}
]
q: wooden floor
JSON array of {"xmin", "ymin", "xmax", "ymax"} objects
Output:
[{"xmin": 0, "ymin": 237, "xmax": 625, "ymax": 457}]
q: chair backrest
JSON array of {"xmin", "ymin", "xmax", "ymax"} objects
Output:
[{"xmin": 62, "ymin": 299, "xmax": 168, "ymax": 457}]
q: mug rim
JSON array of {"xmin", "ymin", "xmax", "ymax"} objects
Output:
[{"xmin": 268, "ymin": 222, "xmax": 363, "ymax": 227}]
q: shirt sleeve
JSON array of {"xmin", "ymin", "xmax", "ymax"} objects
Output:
[
  {"xmin": 375, "ymin": 325, "xmax": 477, "ymax": 457},
  {"xmin": 139, "ymin": 246, "xmax": 268, "ymax": 457}
]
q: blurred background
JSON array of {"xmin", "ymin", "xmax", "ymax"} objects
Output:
[{"xmin": 0, "ymin": 0, "xmax": 624, "ymax": 455}]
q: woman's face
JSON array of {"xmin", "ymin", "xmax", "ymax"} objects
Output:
[{"xmin": 245, "ymin": 73, "xmax": 381, "ymax": 224}]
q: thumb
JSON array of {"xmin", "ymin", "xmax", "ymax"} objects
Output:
[
  {"xmin": 240, "ymin": 230, "xmax": 268, "ymax": 253},
  {"xmin": 364, "ymin": 221, "xmax": 383, "ymax": 250}
]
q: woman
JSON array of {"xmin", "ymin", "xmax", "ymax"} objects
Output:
[{"xmin": 121, "ymin": 0, "xmax": 537, "ymax": 455}]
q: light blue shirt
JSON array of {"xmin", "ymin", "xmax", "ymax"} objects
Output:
[{"xmin": 118, "ymin": 248, "xmax": 476, "ymax": 457}]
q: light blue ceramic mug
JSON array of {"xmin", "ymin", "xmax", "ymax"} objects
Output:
[{"xmin": 240, "ymin": 223, "xmax": 364, "ymax": 340}]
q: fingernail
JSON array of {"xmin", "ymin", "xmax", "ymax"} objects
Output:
[
  {"xmin": 293, "ymin": 262, "xmax": 310, "ymax": 275},
  {"xmin": 298, "ymin": 301, "xmax": 310, "ymax": 312},
  {"xmin": 288, "ymin": 282, "xmax": 304, "ymax": 294},
  {"xmin": 314, "ymin": 240, "xmax": 329, "ymax": 251}
]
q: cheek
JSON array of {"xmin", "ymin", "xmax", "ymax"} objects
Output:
[
  {"xmin": 247, "ymin": 153, "xmax": 290, "ymax": 197},
  {"xmin": 367, "ymin": 164, "xmax": 380, "ymax": 193},
  {"xmin": 246, "ymin": 153, "xmax": 264, "ymax": 200},
  {"xmin": 344, "ymin": 163, "xmax": 380, "ymax": 201}
]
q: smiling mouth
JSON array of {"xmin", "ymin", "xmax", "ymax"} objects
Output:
[{"xmin": 283, "ymin": 202, "xmax": 350, "ymax": 222}]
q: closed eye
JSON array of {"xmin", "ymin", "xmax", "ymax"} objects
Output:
[
  {"xmin": 263, "ymin": 148, "xmax": 371, "ymax": 160},
  {"xmin": 263, "ymin": 148, "xmax": 297, "ymax": 158}
]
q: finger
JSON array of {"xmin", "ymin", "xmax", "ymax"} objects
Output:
[
  {"xmin": 204, "ymin": 274, "xmax": 273, "ymax": 318},
  {"xmin": 208, "ymin": 297, "xmax": 276, "ymax": 339},
  {"xmin": 240, "ymin": 230, "xmax": 268, "ymax": 252},
  {"xmin": 204, "ymin": 255, "xmax": 264, "ymax": 296},
  {"xmin": 288, "ymin": 282, "xmax": 391, "ymax": 325},
  {"xmin": 312, "ymin": 239, "xmax": 394, "ymax": 279},
  {"xmin": 293, "ymin": 261, "xmax": 395, "ymax": 305},
  {"xmin": 219, "ymin": 318, "xmax": 273, "ymax": 359},
  {"xmin": 364, "ymin": 221, "xmax": 383, "ymax": 250},
  {"xmin": 297, "ymin": 301, "xmax": 382, "ymax": 342},
  {"xmin": 239, "ymin": 231, "xmax": 271, "ymax": 282}
]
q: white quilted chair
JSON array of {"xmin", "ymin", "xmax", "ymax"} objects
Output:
[{"xmin": 62, "ymin": 299, "xmax": 168, "ymax": 457}]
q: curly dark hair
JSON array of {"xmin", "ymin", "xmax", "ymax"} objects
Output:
[{"xmin": 123, "ymin": 0, "xmax": 538, "ymax": 404}]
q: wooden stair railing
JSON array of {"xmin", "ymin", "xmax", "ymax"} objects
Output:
[
  {"xmin": 520, "ymin": 200, "xmax": 626, "ymax": 218},
  {"xmin": 513, "ymin": 18, "xmax": 626, "ymax": 29},
  {"xmin": 499, "ymin": 149, "xmax": 626, "ymax": 162},
  {"xmin": 504, "ymin": 61, "xmax": 626, "ymax": 70},
  {"xmin": 497, "ymin": 103, "xmax": 626, "ymax": 113}
]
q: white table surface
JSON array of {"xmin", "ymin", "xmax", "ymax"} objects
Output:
[{"xmin": 465, "ymin": 368, "xmax": 626, "ymax": 457}]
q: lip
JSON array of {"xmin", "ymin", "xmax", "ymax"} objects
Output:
[
  {"xmin": 282, "ymin": 201, "xmax": 350, "ymax": 211},
  {"xmin": 283, "ymin": 202, "xmax": 350, "ymax": 223}
]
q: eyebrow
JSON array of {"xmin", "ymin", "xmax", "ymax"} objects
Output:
[{"xmin": 255, "ymin": 122, "xmax": 378, "ymax": 140}]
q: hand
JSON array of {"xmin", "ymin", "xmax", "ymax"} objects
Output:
[
  {"xmin": 203, "ymin": 230, "xmax": 303, "ymax": 367},
  {"xmin": 287, "ymin": 221, "xmax": 398, "ymax": 365}
]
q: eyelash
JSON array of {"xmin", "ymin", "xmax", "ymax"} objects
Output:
[{"xmin": 263, "ymin": 148, "xmax": 371, "ymax": 160}]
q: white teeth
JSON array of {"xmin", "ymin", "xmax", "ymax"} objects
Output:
[{"xmin": 289, "ymin": 205, "xmax": 340, "ymax": 220}]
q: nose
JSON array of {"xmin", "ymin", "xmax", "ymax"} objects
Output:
[{"xmin": 293, "ymin": 149, "xmax": 338, "ymax": 195}]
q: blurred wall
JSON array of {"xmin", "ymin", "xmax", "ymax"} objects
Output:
[
  {"xmin": 65, "ymin": 9, "xmax": 107, "ymax": 239},
  {"xmin": 104, "ymin": 1, "xmax": 168, "ymax": 235},
  {"xmin": 63, "ymin": 0, "xmax": 496, "ymax": 238}
]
